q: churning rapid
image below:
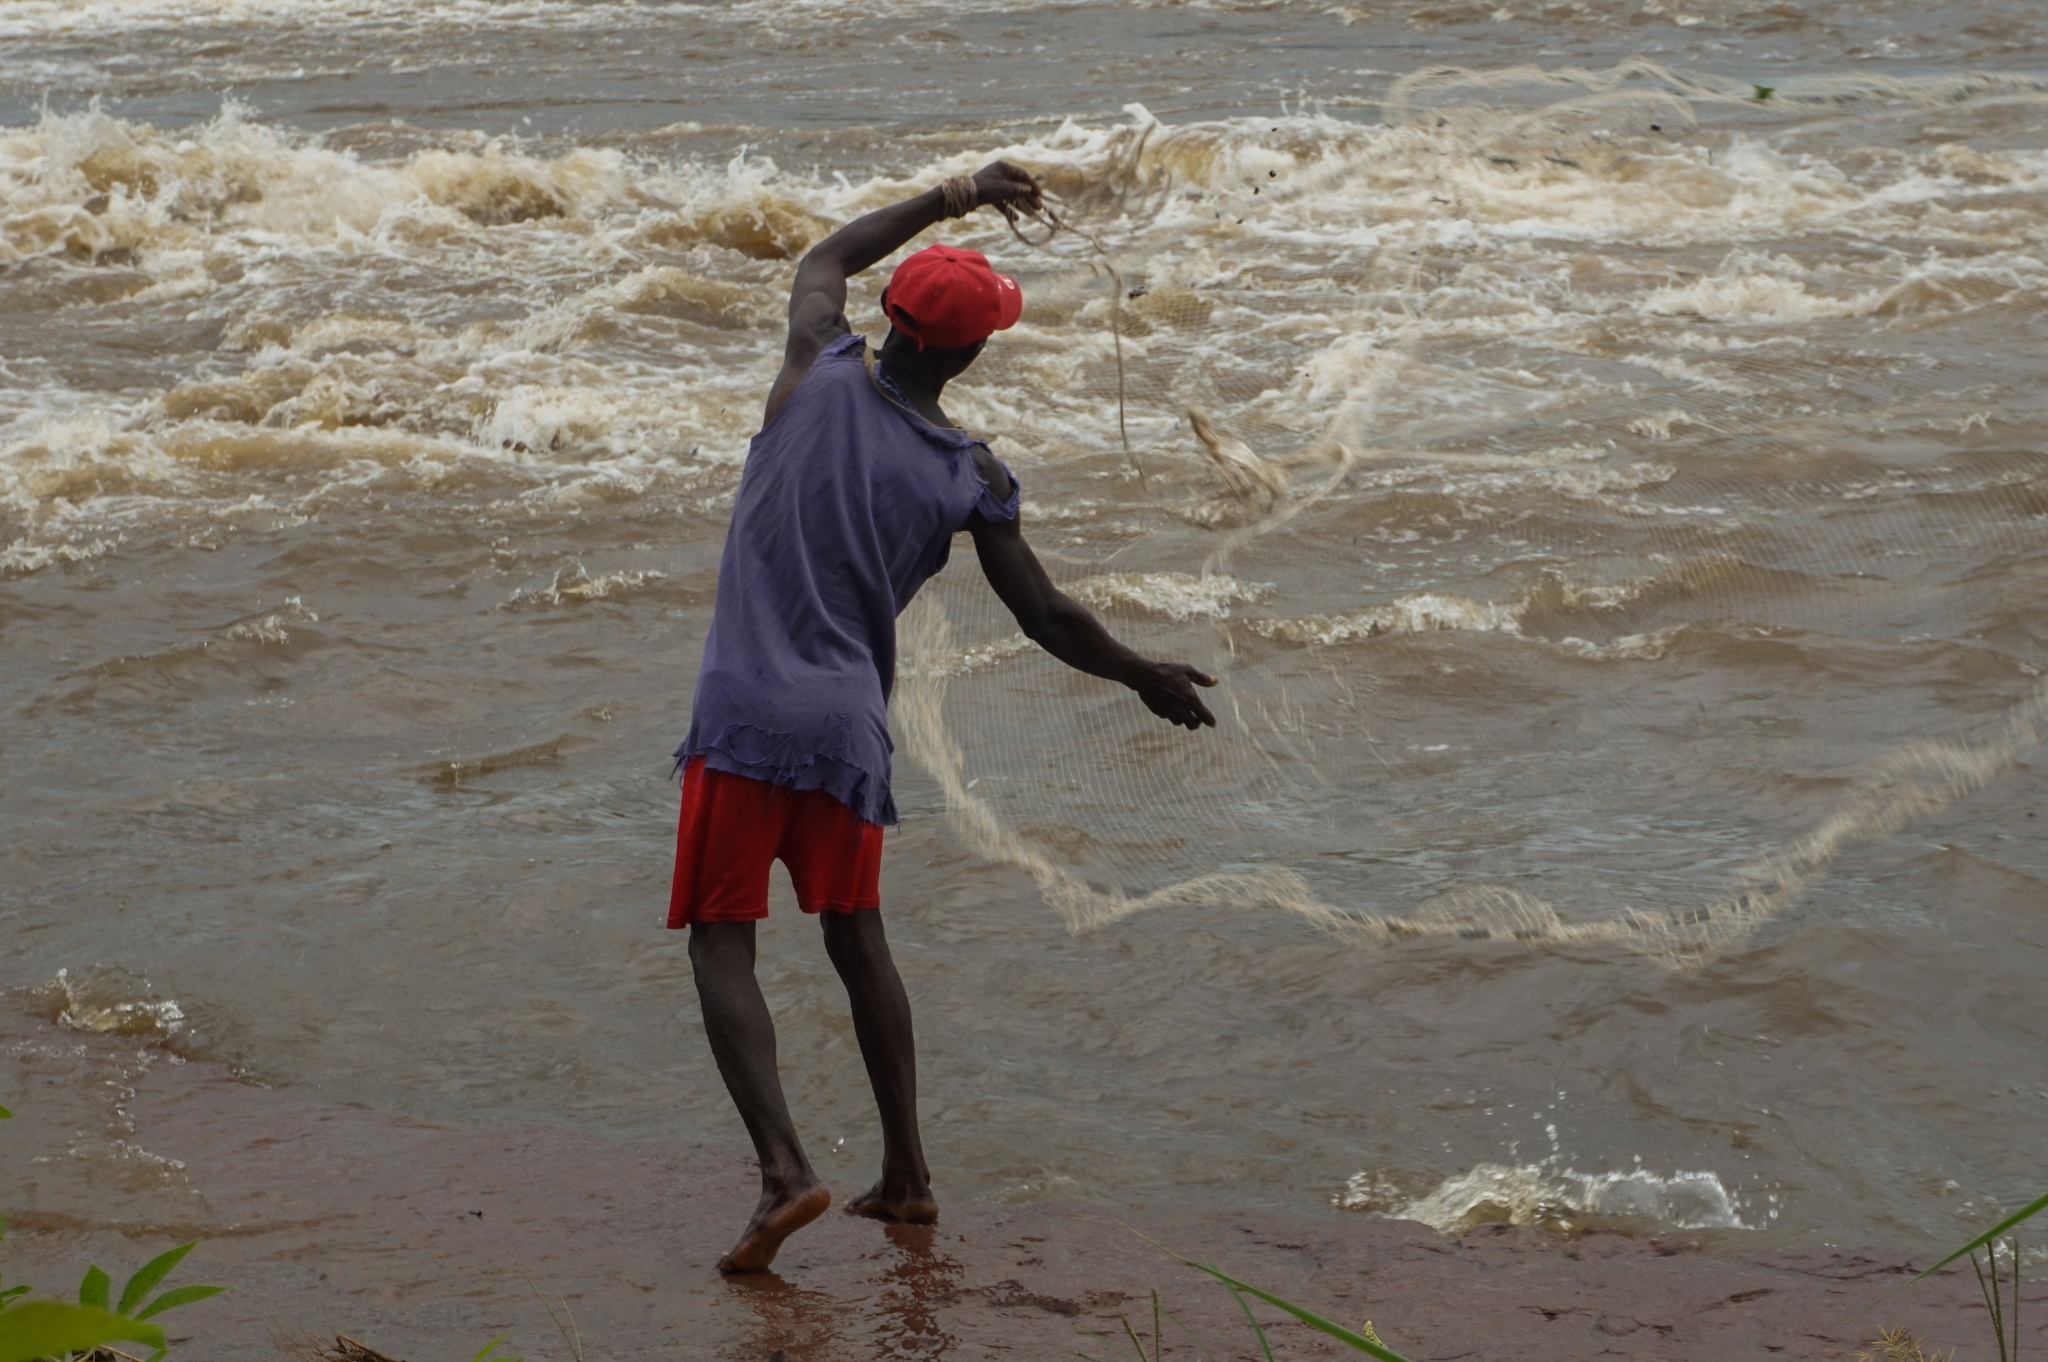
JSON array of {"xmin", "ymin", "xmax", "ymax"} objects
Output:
[{"xmin": 4, "ymin": 0, "xmax": 2047, "ymax": 1268}]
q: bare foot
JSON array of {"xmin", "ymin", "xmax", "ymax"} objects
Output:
[
  {"xmin": 717, "ymin": 1182, "xmax": 832, "ymax": 1273},
  {"xmin": 844, "ymin": 1181, "xmax": 938, "ymax": 1224}
]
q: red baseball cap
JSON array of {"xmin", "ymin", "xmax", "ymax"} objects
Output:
[{"xmin": 881, "ymin": 244, "xmax": 1024, "ymax": 350}]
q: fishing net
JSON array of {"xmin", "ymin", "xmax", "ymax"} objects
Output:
[{"xmin": 894, "ymin": 62, "xmax": 2048, "ymax": 970}]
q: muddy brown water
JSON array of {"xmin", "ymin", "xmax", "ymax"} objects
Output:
[{"xmin": 4, "ymin": 2, "xmax": 2048, "ymax": 1354}]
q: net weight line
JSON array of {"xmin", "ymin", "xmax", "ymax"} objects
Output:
[
  {"xmin": 904, "ymin": 591, "xmax": 2048, "ymax": 972},
  {"xmin": 901, "ymin": 88, "xmax": 2048, "ymax": 971}
]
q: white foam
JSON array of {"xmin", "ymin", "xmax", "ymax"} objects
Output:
[
  {"xmin": 1340, "ymin": 1160, "xmax": 1749, "ymax": 1235},
  {"xmin": 6, "ymin": 84, "xmax": 2042, "ymax": 542},
  {"xmin": 0, "ymin": 534, "xmax": 118, "ymax": 577},
  {"xmin": 0, "ymin": 0, "xmax": 696, "ymax": 39},
  {"xmin": 1645, "ymin": 272, "xmax": 1872, "ymax": 323},
  {"xmin": 1066, "ymin": 571, "xmax": 1270, "ymax": 621},
  {"xmin": 504, "ymin": 563, "xmax": 664, "ymax": 608},
  {"xmin": 909, "ymin": 634, "xmax": 1037, "ymax": 679},
  {"xmin": 0, "ymin": 0, "xmax": 1117, "ymax": 40},
  {"xmin": 221, "ymin": 595, "xmax": 318, "ymax": 644},
  {"xmin": 1250, "ymin": 592, "xmax": 1524, "ymax": 646},
  {"xmin": 1552, "ymin": 627, "xmax": 1685, "ymax": 661}
]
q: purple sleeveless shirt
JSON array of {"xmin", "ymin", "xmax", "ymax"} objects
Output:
[{"xmin": 674, "ymin": 332, "xmax": 1020, "ymax": 826}]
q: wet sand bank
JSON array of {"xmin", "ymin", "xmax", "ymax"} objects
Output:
[{"xmin": 4, "ymin": 1026, "xmax": 2034, "ymax": 1362}]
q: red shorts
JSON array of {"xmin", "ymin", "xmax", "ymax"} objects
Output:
[{"xmin": 667, "ymin": 757, "xmax": 885, "ymax": 926}]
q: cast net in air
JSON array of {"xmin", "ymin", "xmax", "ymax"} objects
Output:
[{"xmin": 893, "ymin": 63, "xmax": 2048, "ymax": 971}]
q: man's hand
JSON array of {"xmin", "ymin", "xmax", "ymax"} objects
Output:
[
  {"xmin": 971, "ymin": 160, "xmax": 1043, "ymax": 216},
  {"xmin": 1132, "ymin": 661, "xmax": 1218, "ymax": 731}
]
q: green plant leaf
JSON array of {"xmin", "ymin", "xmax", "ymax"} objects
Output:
[
  {"xmin": 78, "ymin": 1264, "xmax": 111, "ymax": 1310},
  {"xmin": 0, "ymin": 1299, "xmax": 166, "ymax": 1362},
  {"xmin": 470, "ymin": 1331, "xmax": 523, "ymax": 1362},
  {"xmin": 1187, "ymin": 1260, "xmax": 1414, "ymax": 1362},
  {"xmin": 118, "ymin": 1241, "xmax": 199, "ymax": 1316},
  {"xmin": 1127, "ymin": 1226, "xmax": 1416, "ymax": 1362},
  {"xmin": 0, "ymin": 1105, "xmax": 12, "ymax": 1118},
  {"xmin": 131, "ymin": 1283, "xmax": 228, "ymax": 1322},
  {"xmin": 1874, "ymin": 1189, "xmax": 2048, "ymax": 1305},
  {"xmin": 1752, "ymin": 84, "xmax": 1775, "ymax": 102},
  {"xmin": 0, "ymin": 1286, "xmax": 27, "ymax": 1307}
]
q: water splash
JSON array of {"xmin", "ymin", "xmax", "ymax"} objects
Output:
[
  {"xmin": 34, "ymin": 967, "xmax": 187, "ymax": 1039},
  {"xmin": 1340, "ymin": 1160, "xmax": 1749, "ymax": 1235}
]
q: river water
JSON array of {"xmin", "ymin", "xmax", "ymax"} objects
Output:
[{"xmin": 3, "ymin": 0, "xmax": 2047, "ymax": 1276}]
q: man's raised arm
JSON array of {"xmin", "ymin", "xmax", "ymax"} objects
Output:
[{"xmin": 760, "ymin": 161, "xmax": 1044, "ymax": 427}]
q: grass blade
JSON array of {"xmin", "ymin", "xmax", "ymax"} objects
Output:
[
  {"xmin": 469, "ymin": 1331, "xmax": 521, "ymax": 1362},
  {"xmin": 1185, "ymin": 1260, "xmax": 1414, "ymax": 1362},
  {"xmin": 118, "ymin": 1240, "xmax": 198, "ymax": 1316},
  {"xmin": 1971, "ymin": 1252, "xmax": 2001, "ymax": 1362},
  {"xmin": 1875, "ymin": 1190, "xmax": 2048, "ymax": 1305},
  {"xmin": 1125, "ymin": 1223, "xmax": 1415, "ymax": 1361},
  {"xmin": 1163, "ymin": 1308, "xmax": 1218, "ymax": 1362},
  {"xmin": 1226, "ymin": 1285, "xmax": 1277, "ymax": 1362},
  {"xmin": 516, "ymin": 1267, "xmax": 582, "ymax": 1362}
]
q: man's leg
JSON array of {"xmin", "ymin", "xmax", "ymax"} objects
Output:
[
  {"xmin": 819, "ymin": 910, "xmax": 937, "ymax": 1223},
  {"xmin": 688, "ymin": 920, "xmax": 831, "ymax": 1271}
]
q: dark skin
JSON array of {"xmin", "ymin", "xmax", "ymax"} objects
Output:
[{"xmin": 695, "ymin": 160, "xmax": 1217, "ymax": 1275}]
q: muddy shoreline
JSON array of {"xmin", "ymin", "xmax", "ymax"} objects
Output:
[{"xmin": 3, "ymin": 1030, "xmax": 2033, "ymax": 1362}]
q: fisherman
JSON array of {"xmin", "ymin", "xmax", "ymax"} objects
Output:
[{"xmin": 671, "ymin": 160, "xmax": 1217, "ymax": 1274}]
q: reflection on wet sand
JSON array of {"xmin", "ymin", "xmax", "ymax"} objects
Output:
[
  {"xmin": 727, "ymin": 1224, "xmax": 961, "ymax": 1359},
  {"xmin": 724, "ymin": 1272, "xmax": 851, "ymax": 1361},
  {"xmin": 869, "ymin": 1225, "xmax": 964, "ymax": 1358}
]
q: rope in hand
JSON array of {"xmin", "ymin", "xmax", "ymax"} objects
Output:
[
  {"xmin": 972, "ymin": 177, "xmax": 1150, "ymax": 493},
  {"xmin": 938, "ymin": 174, "xmax": 980, "ymax": 221},
  {"xmin": 978, "ymin": 168, "xmax": 1357, "ymax": 563}
]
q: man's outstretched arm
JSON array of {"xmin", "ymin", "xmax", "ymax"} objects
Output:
[
  {"xmin": 761, "ymin": 161, "xmax": 1043, "ymax": 427},
  {"xmin": 966, "ymin": 499, "xmax": 1217, "ymax": 731}
]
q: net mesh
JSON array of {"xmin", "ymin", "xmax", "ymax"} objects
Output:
[{"xmin": 898, "ymin": 63, "xmax": 2048, "ymax": 971}]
